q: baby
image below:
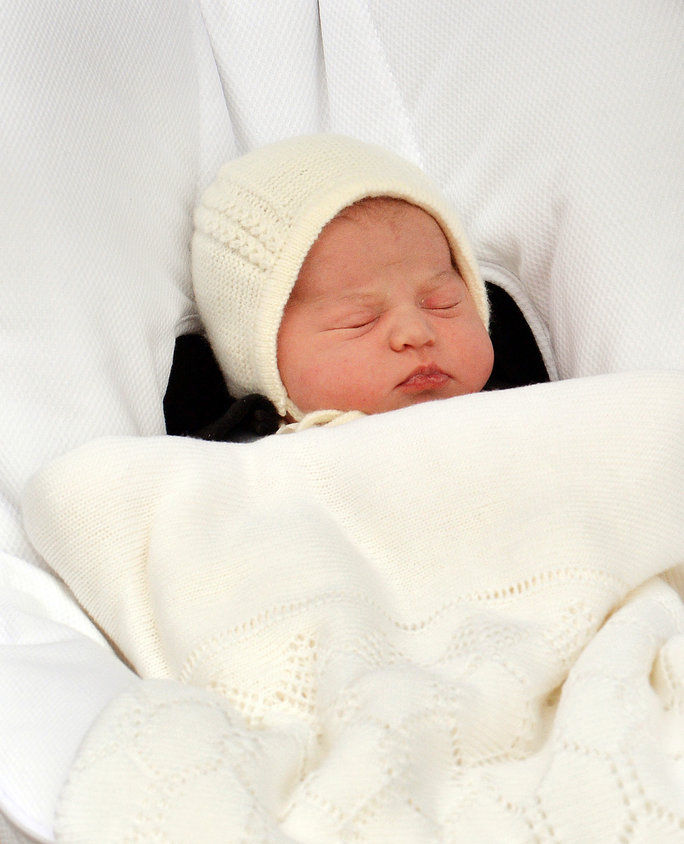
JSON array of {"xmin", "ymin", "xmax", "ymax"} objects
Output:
[{"xmin": 192, "ymin": 134, "xmax": 493, "ymax": 432}]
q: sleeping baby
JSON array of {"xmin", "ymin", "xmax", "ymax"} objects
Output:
[
  {"xmin": 21, "ymin": 135, "xmax": 684, "ymax": 842},
  {"xmin": 191, "ymin": 134, "xmax": 494, "ymax": 434}
]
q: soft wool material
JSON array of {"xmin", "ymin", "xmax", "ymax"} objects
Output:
[
  {"xmin": 23, "ymin": 371, "xmax": 684, "ymax": 842},
  {"xmin": 2, "ymin": 1, "xmax": 682, "ymax": 839},
  {"xmin": 192, "ymin": 134, "xmax": 489, "ymax": 420}
]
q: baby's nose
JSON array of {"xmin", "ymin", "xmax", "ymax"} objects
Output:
[{"xmin": 388, "ymin": 307, "xmax": 436, "ymax": 351}]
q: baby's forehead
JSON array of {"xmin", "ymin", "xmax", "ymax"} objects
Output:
[
  {"xmin": 288, "ymin": 197, "xmax": 458, "ymax": 307},
  {"xmin": 330, "ymin": 198, "xmax": 448, "ymax": 246},
  {"xmin": 333, "ymin": 195, "xmax": 415, "ymax": 224},
  {"xmin": 298, "ymin": 197, "xmax": 413, "ymax": 273},
  {"xmin": 316, "ymin": 197, "xmax": 445, "ymax": 253}
]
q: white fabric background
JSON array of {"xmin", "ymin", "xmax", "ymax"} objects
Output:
[{"xmin": 1, "ymin": 0, "xmax": 682, "ymax": 839}]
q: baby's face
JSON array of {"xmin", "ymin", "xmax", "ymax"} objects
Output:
[{"xmin": 277, "ymin": 199, "xmax": 494, "ymax": 416}]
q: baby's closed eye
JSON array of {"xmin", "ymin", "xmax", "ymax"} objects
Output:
[
  {"xmin": 420, "ymin": 278, "xmax": 466, "ymax": 314},
  {"xmin": 421, "ymin": 295, "xmax": 462, "ymax": 314},
  {"xmin": 325, "ymin": 311, "xmax": 379, "ymax": 332}
]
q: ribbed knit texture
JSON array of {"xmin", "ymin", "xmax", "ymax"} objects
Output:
[
  {"xmin": 192, "ymin": 134, "xmax": 489, "ymax": 419},
  {"xmin": 2, "ymin": 0, "xmax": 682, "ymax": 838},
  {"xmin": 23, "ymin": 371, "xmax": 684, "ymax": 842}
]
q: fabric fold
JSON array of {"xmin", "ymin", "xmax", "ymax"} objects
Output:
[{"xmin": 22, "ymin": 371, "xmax": 684, "ymax": 841}]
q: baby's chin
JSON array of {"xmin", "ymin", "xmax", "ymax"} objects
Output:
[
  {"xmin": 362, "ymin": 386, "xmax": 473, "ymax": 415},
  {"xmin": 388, "ymin": 391, "xmax": 465, "ymax": 412},
  {"xmin": 292, "ymin": 380, "xmax": 484, "ymax": 417},
  {"xmin": 394, "ymin": 378, "xmax": 484, "ymax": 408}
]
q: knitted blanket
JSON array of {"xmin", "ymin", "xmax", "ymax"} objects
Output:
[{"xmin": 23, "ymin": 372, "xmax": 684, "ymax": 842}]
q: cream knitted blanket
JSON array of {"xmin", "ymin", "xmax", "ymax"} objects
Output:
[{"xmin": 23, "ymin": 372, "xmax": 684, "ymax": 842}]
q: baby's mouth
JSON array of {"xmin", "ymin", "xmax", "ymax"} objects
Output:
[{"xmin": 398, "ymin": 365, "xmax": 450, "ymax": 391}]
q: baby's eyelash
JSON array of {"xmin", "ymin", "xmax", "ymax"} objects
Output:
[
  {"xmin": 342, "ymin": 317, "xmax": 377, "ymax": 329},
  {"xmin": 422, "ymin": 301, "xmax": 460, "ymax": 312},
  {"xmin": 324, "ymin": 314, "xmax": 378, "ymax": 332}
]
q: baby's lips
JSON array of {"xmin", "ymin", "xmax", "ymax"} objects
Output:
[{"xmin": 398, "ymin": 365, "xmax": 450, "ymax": 389}]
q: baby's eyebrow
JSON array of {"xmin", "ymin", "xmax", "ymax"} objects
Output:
[
  {"xmin": 332, "ymin": 270, "xmax": 461, "ymax": 301},
  {"xmin": 334, "ymin": 290, "xmax": 380, "ymax": 304},
  {"xmin": 435, "ymin": 267, "xmax": 464, "ymax": 282},
  {"xmin": 306, "ymin": 289, "xmax": 380, "ymax": 308},
  {"xmin": 429, "ymin": 270, "xmax": 467, "ymax": 289}
]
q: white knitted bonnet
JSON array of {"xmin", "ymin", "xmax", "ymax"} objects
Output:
[{"xmin": 192, "ymin": 134, "xmax": 489, "ymax": 421}]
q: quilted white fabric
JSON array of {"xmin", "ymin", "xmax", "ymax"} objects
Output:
[
  {"xmin": 1, "ymin": 0, "xmax": 682, "ymax": 839},
  {"xmin": 319, "ymin": 0, "xmax": 684, "ymax": 378},
  {"xmin": 23, "ymin": 372, "xmax": 684, "ymax": 841}
]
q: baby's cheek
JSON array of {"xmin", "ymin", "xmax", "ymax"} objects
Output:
[
  {"xmin": 445, "ymin": 320, "xmax": 494, "ymax": 391},
  {"xmin": 290, "ymin": 356, "xmax": 348, "ymax": 412},
  {"xmin": 471, "ymin": 332, "xmax": 495, "ymax": 389},
  {"xmin": 319, "ymin": 352, "xmax": 377, "ymax": 411}
]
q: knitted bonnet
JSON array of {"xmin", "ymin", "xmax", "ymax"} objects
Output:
[{"xmin": 192, "ymin": 134, "xmax": 489, "ymax": 421}]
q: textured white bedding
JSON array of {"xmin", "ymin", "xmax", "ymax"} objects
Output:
[
  {"xmin": 1, "ymin": 0, "xmax": 682, "ymax": 839},
  {"xmin": 23, "ymin": 372, "xmax": 684, "ymax": 841}
]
